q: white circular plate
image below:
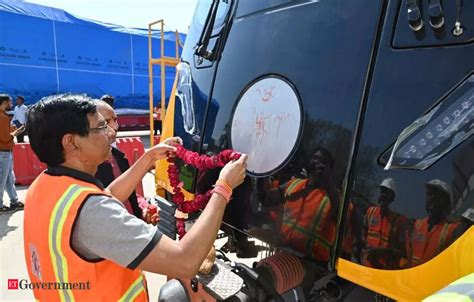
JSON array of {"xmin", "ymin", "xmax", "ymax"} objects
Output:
[{"xmin": 231, "ymin": 76, "xmax": 303, "ymax": 176}]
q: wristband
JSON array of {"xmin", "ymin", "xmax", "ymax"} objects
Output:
[
  {"xmin": 215, "ymin": 185, "xmax": 232, "ymax": 196},
  {"xmin": 216, "ymin": 179, "xmax": 233, "ymax": 193},
  {"xmin": 213, "ymin": 185, "xmax": 232, "ymax": 203}
]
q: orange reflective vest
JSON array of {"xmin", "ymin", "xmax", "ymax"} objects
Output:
[
  {"xmin": 365, "ymin": 206, "xmax": 404, "ymax": 248},
  {"xmin": 24, "ymin": 172, "xmax": 148, "ymax": 302},
  {"xmin": 281, "ymin": 179, "xmax": 335, "ymax": 262},
  {"xmin": 411, "ymin": 217, "xmax": 459, "ymax": 266},
  {"xmin": 362, "ymin": 206, "xmax": 405, "ymax": 268}
]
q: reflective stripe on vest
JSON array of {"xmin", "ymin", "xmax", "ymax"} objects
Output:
[
  {"xmin": 282, "ymin": 178, "xmax": 309, "ymax": 234},
  {"xmin": 366, "ymin": 207, "xmax": 401, "ymax": 248},
  {"xmin": 281, "ymin": 196, "xmax": 333, "ymax": 251},
  {"xmin": 423, "ymin": 273, "xmax": 474, "ymax": 302},
  {"xmin": 284, "ymin": 178, "xmax": 306, "ymax": 197},
  {"xmin": 25, "ymin": 173, "xmax": 148, "ymax": 302},
  {"xmin": 306, "ymin": 196, "xmax": 332, "ymax": 255},
  {"xmin": 411, "ymin": 218, "xmax": 458, "ymax": 265},
  {"xmin": 282, "ymin": 183, "xmax": 335, "ymax": 260},
  {"xmin": 49, "ymin": 184, "xmax": 99, "ymax": 302},
  {"xmin": 119, "ymin": 275, "xmax": 146, "ymax": 302},
  {"xmin": 437, "ymin": 223, "xmax": 451, "ymax": 254}
]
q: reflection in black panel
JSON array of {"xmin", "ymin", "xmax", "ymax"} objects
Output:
[
  {"xmin": 192, "ymin": 0, "xmax": 382, "ymax": 270},
  {"xmin": 341, "ymin": 35, "xmax": 473, "ymax": 270},
  {"xmin": 380, "ymin": 74, "xmax": 474, "ymax": 171}
]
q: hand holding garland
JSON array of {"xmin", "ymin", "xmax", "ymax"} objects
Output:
[
  {"xmin": 106, "ymin": 136, "xmax": 182, "ymax": 203},
  {"xmin": 150, "ymin": 136, "xmax": 183, "ymax": 162},
  {"xmin": 168, "ymin": 144, "xmax": 247, "ymax": 238},
  {"xmin": 143, "ymin": 204, "xmax": 160, "ymax": 225},
  {"xmin": 136, "ymin": 141, "xmax": 247, "ymax": 278}
]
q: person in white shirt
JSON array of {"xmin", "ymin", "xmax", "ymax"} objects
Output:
[{"xmin": 12, "ymin": 96, "xmax": 27, "ymax": 143}]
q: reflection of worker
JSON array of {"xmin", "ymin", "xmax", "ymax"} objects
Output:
[
  {"xmin": 408, "ymin": 180, "xmax": 461, "ymax": 267},
  {"xmin": 279, "ymin": 147, "xmax": 340, "ymax": 262},
  {"xmin": 361, "ymin": 178, "xmax": 407, "ymax": 269},
  {"xmin": 23, "ymin": 94, "xmax": 247, "ymax": 301}
]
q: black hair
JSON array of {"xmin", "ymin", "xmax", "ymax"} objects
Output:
[
  {"xmin": 100, "ymin": 94, "xmax": 115, "ymax": 108},
  {"xmin": 0, "ymin": 94, "xmax": 11, "ymax": 105},
  {"xmin": 26, "ymin": 94, "xmax": 97, "ymax": 166},
  {"xmin": 17, "ymin": 95, "xmax": 25, "ymax": 102},
  {"xmin": 312, "ymin": 146, "xmax": 335, "ymax": 169}
]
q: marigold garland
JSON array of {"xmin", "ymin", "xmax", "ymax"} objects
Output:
[{"xmin": 167, "ymin": 144, "xmax": 240, "ymax": 238}]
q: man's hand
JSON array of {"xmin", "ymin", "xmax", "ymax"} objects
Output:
[
  {"xmin": 148, "ymin": 136, "xmax": 183, "ymax": 161},
  {"xmin": 10, "ymin": 125, "xmax": 25, "ymax": 137},
  {"xmin": 143, "ymin": 204, "xmax": 160, "ymax": 225},
  {"xmin": 218, "ymin": 154, "xmax": 248, "ymax": 189}
]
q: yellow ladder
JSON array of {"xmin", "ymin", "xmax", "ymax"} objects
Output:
[{"xmin": 148, "ymin": 20, "xmax": 181, "ymax": 146}]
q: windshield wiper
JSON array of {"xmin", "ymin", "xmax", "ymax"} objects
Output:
[{"xmin": 195, "ymin": 0, "xmax": 221, "ymax": 61}]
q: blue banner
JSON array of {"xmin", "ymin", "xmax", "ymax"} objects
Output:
[{"xmin": 0, "ymin": 0, "xmax": 185, "ymax": 109}]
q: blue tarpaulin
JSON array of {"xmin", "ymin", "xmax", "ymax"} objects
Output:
[{"xmin": 0, "ymin": 0, "xmax": 185, "ymax": 109}]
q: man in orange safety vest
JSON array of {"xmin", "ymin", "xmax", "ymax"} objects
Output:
[
  {"xmin": 23, "ymin": 94, "xmax": 247, "ymax": 301},
  {"xmin": 361, "ymin": 178, "xmax": 407, "ymax": 269}
]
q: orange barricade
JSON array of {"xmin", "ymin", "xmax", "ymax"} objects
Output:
[
  {"xmin": 116, "ymin": 137, "xmax": 146, "ymax": 196},
  {"xmin": 116, "ymin": 137, "xmax": 145, "ymax": 165},
  {"xmin": 13, "ymin": 143, "xmax": 47, "ymax": 186},
  {"xmin": 12, "ymin": 139, "xmax": 147, "ymax": 191}
]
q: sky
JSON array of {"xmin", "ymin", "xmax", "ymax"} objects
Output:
[{"xmin": 24, "ymin": 0, "xmax": 199, "ymax": 32}]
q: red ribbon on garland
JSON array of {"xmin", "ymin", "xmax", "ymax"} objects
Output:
[{"xmin": 167, "ymin": 144, "xmax": 241, "ymax": 238}]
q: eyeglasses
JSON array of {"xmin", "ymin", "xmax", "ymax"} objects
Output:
[{"xmin": 89, "ymin": 122, "xmax": 109, "ymax": 133}]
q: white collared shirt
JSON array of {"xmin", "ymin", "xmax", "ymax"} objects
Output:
[{"xmin": 12, "ymin": 104, "xmax": 27, "ymax": 124}]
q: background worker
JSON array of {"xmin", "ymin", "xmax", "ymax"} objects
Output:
[
  {"xmin": 0, "ymin": 94, "xmax": 24, "ymax": 213},
  {"xmin": 11, "ymin": 95, "xmax": 27, "ymax": 143},
  {"xmin": 24, "ymin": 94, "xmax": 247, "ymax": 301}
]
